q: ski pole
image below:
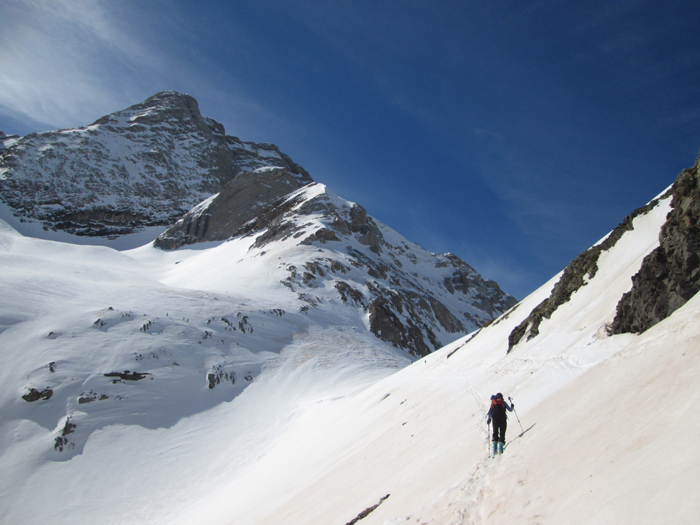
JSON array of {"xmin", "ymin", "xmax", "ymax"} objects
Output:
[
  {"xmin": 509, "ymin": 396, "xmax": 525, "ymax": 434},
  {"xmin": 487, "ymin": 420, "xmax": 492, "ymax": 457}
]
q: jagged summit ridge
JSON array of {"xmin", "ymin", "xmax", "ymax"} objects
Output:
[{"xmin": 0, "ymin": 91, "xmax": 310, "ymax": 237}]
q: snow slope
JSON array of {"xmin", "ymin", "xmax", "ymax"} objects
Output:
[
  {"xmin": 0, "ymin": 211, "xmax": 413, "ymax": 524},
  {"xmin": 1, "ymin": 186, "xmax": 698, "ymax": 524},
  {"xmin": 170, "ymin": 192, "xmax": 700, "ymax": 524}
]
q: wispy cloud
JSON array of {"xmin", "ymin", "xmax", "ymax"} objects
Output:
[
  {"xmin": 0, "ymin": 0, "xmax": 164, "ymax": 129},
  {"xmin": 0, "ymin": 1, "xmax": 306, "ymax": 141}
]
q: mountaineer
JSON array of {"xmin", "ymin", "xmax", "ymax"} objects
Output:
[{"xmin": 486, "ymin": 392, "xmax": 514, "ymax": 455}]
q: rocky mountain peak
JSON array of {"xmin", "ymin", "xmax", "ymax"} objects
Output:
[
  {"xmin": 0, "ymin": 92, "xmax": 308, "ymax": 239},
  {"xmin": 92, "ymin": 91, "xmax": 223, "ymax": 137}
]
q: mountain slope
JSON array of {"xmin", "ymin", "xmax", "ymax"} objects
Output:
[
  {"xmin": 168, "ymin": 162, "xmax": 699, "ymax": 525},
  {"xmin": 156, "ymin": 178, "xmax": 516, "ymax": 355},
  {"xmin": 165, "ymin": 182, "xmax": 674, "ymax": 523},
  {"xmin": 1, "ymin": 159, "xmax": 698, "ymax": 524}
]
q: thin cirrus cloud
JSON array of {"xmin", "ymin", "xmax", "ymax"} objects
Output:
[
  {"xmin": 0, "ymin": 0, "xmax": 170, "ymax": 130},
  {"xmin": 0, "ymin": 1, "xmax": 307, "ymax": 146}
]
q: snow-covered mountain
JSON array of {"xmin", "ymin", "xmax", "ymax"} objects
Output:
[
  {"xmin": 0, "ymin": 92, "xmax": 516, "ymax": 358},
  {"xmin": 1, "ymin": 91, "xmax": 699, "ymax": 524},
  {"xmin": 154, "ymin": 168, "xmax": 515, "ymax": 355},
  {"xmin": 0, "ymin": 171, "xmax": 515, "ymax": 468},
  {"xmin": 0, "ymin": 91, "xmax": 310, "ymax": 238}
]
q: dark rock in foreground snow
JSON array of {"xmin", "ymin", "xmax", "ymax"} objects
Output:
[{"xmin": 610, "ymin": 156, "xmax": 700, "ymax": 335}]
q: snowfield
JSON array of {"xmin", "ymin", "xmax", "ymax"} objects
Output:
[{"xmin": 1, "ymin": 189, "xmax": 699, "ymax": 524}]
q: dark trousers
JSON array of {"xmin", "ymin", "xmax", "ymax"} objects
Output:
[{"xmin": 492, "ymin": 418, "xmax": 507, "ymax": 443}]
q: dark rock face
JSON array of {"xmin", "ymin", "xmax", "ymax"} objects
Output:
[
  {"xmin": 610, "ymin": 158, "xmax": 700, "ymax": 334},
  {"xmin": 367, "ymin": 289, "xmax": 462, "ymax": 356},
  {"xmin": 0, "ymin": 92, "xmax": 309, "ymax": 237},
  {"xmin": 508, "ymin": 189, "xmax": 670, "ymax": 352},
  {"xmin": 226, "ymin": 136, "xmax": 309, "ymax": 179},
  {"xmin": 154, "ymin": 166, "xmax": 312, "ymax": 249}
]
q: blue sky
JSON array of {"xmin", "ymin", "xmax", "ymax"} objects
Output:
[{"xmin": 2, "ymin": 0, "xmax": 700, "ymax": 299}]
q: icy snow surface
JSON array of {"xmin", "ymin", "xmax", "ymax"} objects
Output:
[{"xmin": 1, "ymin": 192, "xmax": 699, "ymax": 524}]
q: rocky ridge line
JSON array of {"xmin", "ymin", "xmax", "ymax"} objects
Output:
[
  {"xmin": 609, "ymin": 156, "xmax": 700, "ymax": 334},
  {"xmin": 507, "ymin": 189, "xmax": 671, "ymax": 352}
]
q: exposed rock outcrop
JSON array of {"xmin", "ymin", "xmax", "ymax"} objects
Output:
[
  {"xmin": 610, "ymin": 157, "xmax": 700, "ymax": 334},
  {"xmin": 508, "ymin": 189, "xmax": 670, "ymax": 352},
  {"xmin": 54, "ymin": 416, "xmax": 76, "ymax": 452},
  {"xmin": 104, "ymin": 371, "xmax": 150, "ymax": 382},
  {"xmin": 22, "ymin": 387, "xmax": 53, "ymax": 402},
  {"xmin": 154, "ymin": 166, "xmax": 312, "ymax": 249}
]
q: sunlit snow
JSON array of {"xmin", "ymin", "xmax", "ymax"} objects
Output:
[{"xmin": 1, "ymin": 189, "xmax": 698, "ymax": 524}]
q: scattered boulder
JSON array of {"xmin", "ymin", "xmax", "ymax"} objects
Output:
[
  {"xmin": 22, "ymin": 388, "xmax": 53, "ymax": 402},
  {"xmin": 104, "ymin": 371, "xmax": 150, "ymax": 382},
  {"xmin": 78, "ymin": 391, "xmax": 109, "ymax": 404}
]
